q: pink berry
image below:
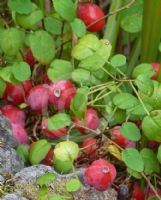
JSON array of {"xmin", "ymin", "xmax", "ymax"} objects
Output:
[
  {"xmin": 151, "ymin": 63, "xmax": 160, "ymax": 80},
  {"xmin": 49, "ymin": 80, "xmax": 76, "ymax": 111},
  {"xmin": 77, "ymin": 3, "xmax": 105, "ymax": 32},
  {"xmin": 80, "ymin": 138, "xmax": 97, "ymax": 156},
  {"xmin": 25, "ymin": 48, "xmax": 36, "ymax": 67},
  {"xmin": 132, "ymin": 182, "xmax": 145, "ymax": 200},
  {"xmin": 41, "ymin": 148, "xmax": 54, "ymax": 166},
  {"xmin": 26, "ymin": 84, "xmax": 50, "ymax": 113},
  {"xmin": 84, "ymin": 159, "xmax": 116, "ymax": 191},
  {"xmin": 3, "ymin": 80, "xmax": 32, "ymax": 105},
  {"xmin": 41, "ymin": 119, "xmax": 66, "ymax": 139},
  {"xmin": 74, "ymin": 108, "xmax": 100, "ymax": 134},
  {"xmin": 1, "ymin": 105, "xmax": 26, "ymax": 127},
  {"xmin": 11, "ymin": 123, "xmax": 28, "ymax": 144}
]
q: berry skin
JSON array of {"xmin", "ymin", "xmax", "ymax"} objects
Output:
[
  {"xmin": 80, "ymin": 138, "xmax": 97, "ymax": 156},
  {"xmin": 74, "ymin": 108, "xmax": 100, "ymax": 134},
  {"xmin": 3, "ymin": 80, "xmax": 32, "ymax": 105},
  {"xmin": 26, "ymin": 84, "xmax": 50, "ymax": 113},
  {"xmin": 77, "ymin": 3, "xmax": 105, "ymax": 32},
  {"xmin": 41, "ymin": 119, "xmax": 67, "ymax": 139},
  {"xmin": 49, "ymin": 80, "xmax": 76, "ymax": 111},
  {"xmin": 84, "ymin": 159, "xmax": 116, "ymax": 191},
  {"xmin": 132, "ymin": 182, "xmax": 145, "ymax": 200},
  {"xmin": 41, "ymin": 148, "xmax": 54, "ymax": 166},
  {"xmin": 151, "ymin": 63, "xmax": 160, "ymax": 80},
  {"xmin": 25, "ymin": 48, "xmax": 36, "ymax": 67},
  {"xmin": 11, "ymin": 123, "xmax": 28, "ymax": 144},
  {"xmin": 1, "ymin": 105, "xmax": 26, "ymax": 127}
]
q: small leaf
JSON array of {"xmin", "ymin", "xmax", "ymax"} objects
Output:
[
  {"xmin": 127, "ymin": 102, "xmax": 152, "ymax": 116},
  {"xmin": 36, "ymin": 173, "xmax": 56, "ymax": 187},
  {"xmin": 0, "ymin": 66, "xmax": 20, "ymax": 84},
  {"xmin": 70, "ymin": 87, "xmax": 88, "ymax": 118},
  {"xmin": 49, "ymin": 194, "xmax": 65, "ymax": 200},
  {"xmin": 37, "ymin": 187, "xmax": 48, "ymax": 200},
  {"xmin": 110, "ymin": 54, "xmax": 126, "ymax": 68},
  {"xmin": 120, "ymin": 122, "xmax": 141, "ymax": 141},
  {"xmin": 48, "ymin": 59, "xmax": 74, "ymax": 81},
  {"xmin": 0, "ymin": 79, "xmax": 6, "ymax": 98},
  {"xmin": 132, "ymin": 63, "xmax": 155, "ymax": 79},
  {"xmin": 53, "ymin": 0, "xmax": 76, "ymax": 22},
  {"xmin": 12, "ymin": 62, "xmax": 31, "ymax": 82},
  {"xmin": 157, "ymin": 145, "xmax": 161, "ymax": 164},
  {"xmin": 107, "ymin": 145, "xmax": 122, "ymax": 160},
  {"xmin": 122, "ymin": 148, "xmax": 144, "ymax": 172},
  {"xmin": 66, "ymin": 178, "xmax": 81, "ymax": 192},
  {"xmin": 44, "ymin": 16, "xmax": 62, "ymax": 35},
  {"xmin": 29, "ymin": 139, "xmax": 51, "ymax": 164},
  {"xmin": 140, "ymin": 148, "xmax": 160, "ymax": 174},
  {"xmin": 47, "ymin": 113, "xmax": 71, "ymax": 130},
  {"xmin": 127, "ymin": 168, "xmax": 142, "ymax": 179},
  {"xmin": 72, "ymin": 69, "xmax": 91, "ymax": 85},
  {"xmin": 8, "ymin": 0, "xmax": 32, "ymax": 14},
  {"xmin": 16, "ymin": 145, "xmax": 29, "ymax": 162},
  {"xmin": 29, "ymin": 30, "xmax": 55, "ymax": 65},
  {"xmin": 70, "ymin": 18, "xmax": 86, "ymax": 37},
  {"xmin": 113, "ymin": 93, "xmax": 139, "ymax": 109}
]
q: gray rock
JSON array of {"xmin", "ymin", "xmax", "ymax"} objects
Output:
[
  {"xmin": 0, "ymin": 194, "xmax": 28, "ymax": 200},
  {"xmin": 0, "ymin": 147, "xmax": 24, "ymax": 175},
  {"xmin": 0, "ymin": 113, "xmax": 18, "ymax": 148},
  {"xmin": 0, "ymin": 175, "xmax": 4, "ymax": 184}
]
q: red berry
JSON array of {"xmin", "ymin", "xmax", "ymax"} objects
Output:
[
  {"xmin": 26, "ymin": 84, "xmax": 50, "ymax": 113},
  {"xmin": 11, "ymin": 123, "xmax": 28, "ymax": 144},
  {"xmin": 132, "ymin": 182, "xmax": 145, "ymax": 200},
  {"xmin": 1, "ymin": 105, "xmax": 26, "ymax": 127},
  {"xmin": 151, "ymin": 63, "xmax": 160, "ymax": 80},
  {"xmin": 74, "ymin": 108, "xmax": 100, "ymax": 134},
  {"xmin": 41, "ymin": 119, "xmax": 66, "ymax": 139},
  {"xmin": 3, "ymin": 80, "xmax": 32, "ymax": 105},
  {"xmin": 25, "ymin": 48, "xmax": 36, "ymax": 67},
  {"xmin": 77, "ymin": 3, "xmax": 105, "ymax": 32},
  {"xmin": 84, "ymin": 159, "xmax": 116, "ymax": 191},
  {"xmin": 49, "ymin": 80, "xmax": 76, "ymax": 111},
  {"xmin": 41, "ymin": 148, "xmax": 54, "ymax": 166},
  {"xmin": 80, "ymin": 138, "xmax": 97, "ymax": 156}
]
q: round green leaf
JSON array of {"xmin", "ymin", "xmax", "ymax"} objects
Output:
[
  {"xmin": 47, "ymin": 113, "xmax": 71, "ymax": 130},
  {"xmin": 127, "ymin": 168, "xmax": 142, "ymax": 179},
  {"xmin": 44, "ymin": 16, "xmax": 62, "ymax": 35},
  {"xmin": 120, "ymin": 122, "xmax": 141, "ymax": 141},
  {"xmin": 49, "ymin": 194, "xmax": 65, "ymax": 200},
  {"xmin": 157, "ymin": 145, "xmax": 161, "ymax": 164},
  {"xmin": 29, "ymin": 139, "xmax": 51, "ymax": 164},
  {"xmin": 66, "ymin": 179, "xmax": 81, "ymax": 192},
  {"xmin": 113, "ymin": 93, "xmax": 139, "ymax": 109},
  {"xmin": 132, "ymin": 63, "xmax": 155, "ymax": 79},
  {"xmin": 53, "ymin": 157, "xmax": 73, "ymax": 174},
  {"xmin": 48, "ymin": 59, "xmax": 74, "ymax": 81},
  {"xmin": 0, "ymin": 66, "xmax": 20, "ymax": 84},
  {"xmin": 140, "ymin": 148, "xmax": 160, "ymax": 174},
  {"xmin": 0, "ymin": 79, "xmax": 6, "ymax": 98},
  {"xmin": 70, "ymin": 18, "xmax": 86, "ymax": 37},
  {"xmin": 0, "ymin": 28, "xmax": 24, "ymax": 56},
  {"xmin": 36, "ymin": 173, "xmax": 56, "ymax": 187},
  {"xmin": 29, "ymin": 30, "xmax": 55, "ymax": 65},
  {"xmin": 16, "ymin": 145, "xmax": 29, "ymax": 163},
  {"xmin": 127, "ymin": 102, "xmax": 153, "ymax": 116},
  {"xmin": 121, "ymin": 13, "xmax": 142, "ymax": 33},
  {"xmin": 122, "ymin": 148, "xmax": 144, "ymax": 172},
  {"xmin": 110, "ymin": 54, "xmax": 126, "ymax": 68},
  {"xmin": 12, "ymin": 62, "xmax": 31, "ymax": 82},
  {"xmin": 8, "ymin": 0, "xmax": 32, "ymax": 14},
  {"xmin": 72, "ymin": 69, "xmax": 91, "ymax": 85},
  {"xmin": 53, "ymin": 0, "xmax": 76, "ymax": 22}
]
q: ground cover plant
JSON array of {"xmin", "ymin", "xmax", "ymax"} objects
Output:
[{"xmin": 0, "ymin": 0, "xmax": 161, "ymax": 199}]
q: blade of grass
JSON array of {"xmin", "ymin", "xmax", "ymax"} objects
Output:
[{"xmin": 141, "ymin": 0, "xmax": 161, "ymax": 62}]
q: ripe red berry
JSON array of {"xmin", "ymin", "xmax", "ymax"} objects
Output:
[
  {"xmin": 77, "ymin": 3, "xmax": 105, "ymax": 32},
  {"xmin": 49, "ymin": 80, "xmax": 76, "ymax": 111},
  {"xmin": 3, "ymin": 80, "xmax": 32, "ymax": 105},
  {"xmin": 84, "ymin": 159, "xmax": 116, "ymax": 191},
  {"xmin": 74, "ymin": 108, "xmax": 100, "ymax": 134},
  {"xmin": 111, "ymin": 126, "xmax": 136, "ymax": 148},
  {"xmin": 25, "ymin": 48, "xmax": 36, "ymax": 67},
  {"xmin": 132, "ymin": 182, "xmax": 145, "ymax": 200},
  {"xmin": 41, "ymin": 119, "xmax": 66, "ymax": 139},
  {"xmin": 151, "ymin": 63, "xmax": 160, "ymax": 80},
  {"xmin": 80, "ymin": 138, "xmax": 97, "ymax": 156},
  {"xmin": 26, "ymin": 84, "xmax": 50, "ymax": 114},
  {"xmin": 11, "ymin": 122, "xmax": 28, "ymax": 144},
  {"xmin": 1, "ymin": 105, "xmax": 26, "ymax": 127},
  {"xmin": 41, "ymin": 148, "xmax": 54, "ymax": 166}
]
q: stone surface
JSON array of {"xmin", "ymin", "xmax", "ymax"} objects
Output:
[
  {"xmin": 0, "ymin": 147, "xmax": 24, "ymax": 175},
  {"xmin": 0, "ymin": 113, "xmax": 18, "ymax": 148},
  {"xmin": 0, "ymin": 194, "xmax": 28, "ymax": 200}
]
